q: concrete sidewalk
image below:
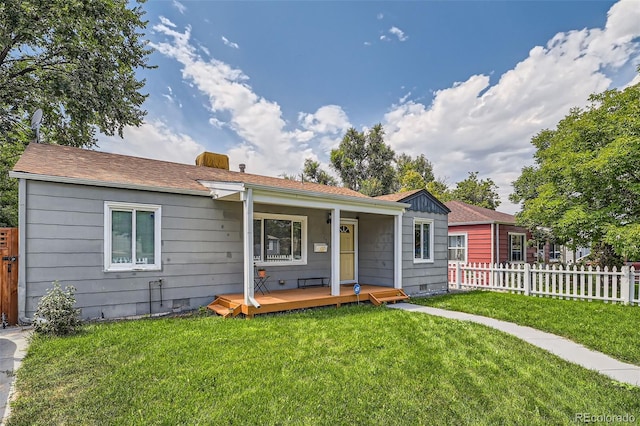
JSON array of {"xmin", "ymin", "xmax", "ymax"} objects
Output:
[
  {"xmin": 388, "ymin": 303, "xmax": 640, "ymax": 387},
  {"xmin": 1, "ymin": 327, "xmax": 30, "ymax": 426}
]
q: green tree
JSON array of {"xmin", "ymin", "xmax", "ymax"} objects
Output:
[
  {"xmin": 451, "ymin": 171, "xmax": 500, "ymax": 209},
  {"xmin": 0, "ymin": 0, "xmax": 153, "ymax": 226},
  {"xmin": 330, "ymin": 124, "xmax": 395, "ymax": 196},
  {"xmin": 395, "ymin": 153, "xmax": 434, "ymax": 191},
  {"xmin": 426, "ymin": 178, "xmax": 453, "ymax": 203},
  {"xmin": 511, "ymin": 80, "xmax": 640, "ymax": 262},
  {"xmin": 302, "ymin": 158, "xmax": 337, "ymax": 186}
]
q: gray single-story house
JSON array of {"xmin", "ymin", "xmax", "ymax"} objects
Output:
[{"xmin": 10, "ymin": 143, "xmax": 449, "ymax": 320}]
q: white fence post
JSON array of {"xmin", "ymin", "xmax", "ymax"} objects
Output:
[
  {"xmin": 456, "ymin": 261, "xmax": 461, "ymax": 290},
  {"xmin": 524, "ymin": 263, "xmax": 531, "ymax": 296},
  {"xmin": 621, "ymin": 265, "xmax": 631, "ymax": 305}
]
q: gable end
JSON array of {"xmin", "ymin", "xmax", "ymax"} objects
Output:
[{"xmin": 403, "ymin": 191, "xmax": 449, "ymax": 215}]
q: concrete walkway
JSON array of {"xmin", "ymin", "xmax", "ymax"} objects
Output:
[
  {"xmin": 388, "ymin": 303, "xmax": 640, "ymax": 387},
  {"xmin": 0, "ymin": 327, "xmax": 30, "ymax": 426}
]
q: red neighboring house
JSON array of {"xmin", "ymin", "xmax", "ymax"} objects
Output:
[{"xmin": 445, "ymin": 201, "xmax": 535, "ymax": 264}]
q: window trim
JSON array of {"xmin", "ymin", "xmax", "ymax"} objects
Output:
[
  {"xmin": 253, "ymin": 212, "xmax": 307, "ymax": 266},
  {"xmin": 447, "ymin": 232, "xmax": 468, "ymax": 263},
  {"xmin": 509, "ymin": 232, "xmax": 527, "ymax": 263},
  {"xmin": 104, "ymin": 201, "xmax": 162, "ymax": 272},
  {"xmin": 413, "ymin": 218, "xmax": 434, "ymax": 263}
]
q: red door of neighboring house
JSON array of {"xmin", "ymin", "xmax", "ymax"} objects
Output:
[{"xmin": 0, "ymin": 228, "xmax": 19, "ymax": 326}]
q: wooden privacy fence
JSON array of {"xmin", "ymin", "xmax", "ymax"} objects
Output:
[
  {"xmin": 448, "ymin": 262, "xmax": 640, "ymax": 305},
  {"xmin": 1, "ymin": 228, "xmax": 19, "ymax": 325}
]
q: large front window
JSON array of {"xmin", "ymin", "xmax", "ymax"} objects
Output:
[
  {"xmin": 509, "ymin": 233, "xmax": 526, "ymax": 262},
  {"xmin": 253, "ymin": 213, "xmax": 306, "ymax": 265},
  {"xmin": 105, "ymin": 202, "xmax": 161, "ymax": 271},
  {"xmin": 414, "ymin": 219, "xmax": 434, "ymax": 263},
  {"xmin": 448, "ymin": 234, "xmax": 467, "ymax": 263}
]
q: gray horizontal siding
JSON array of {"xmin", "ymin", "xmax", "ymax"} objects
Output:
[
  {"xmin": 24, "ymin": 180, "xmax": 244, "ymax": 319},
  {"xmin": 22, "ymin": 180, "xmax": 449, "ymax": 318},
  {"xmin": 358, "ymin": 211, "xmax": 448, "ymax": 293},
  {"xmin": 358, "ymin": 215, "xmax": 394, "ymax": 286},
  {"xmin": 402, "ymin": 211, "xmax": 448, "ymax": 295}
]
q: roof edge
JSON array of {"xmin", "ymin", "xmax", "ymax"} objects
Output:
[
  {"xmin": 9, "ymin": 171, "xmax": 212, "ymax": 197},
  {"xmin": 200, "ymin": 180, "xmax": 411, "ymax": 210},
  {"xmin": 449, "ymin": 220, "xmax": 517, "ymax": 226}
]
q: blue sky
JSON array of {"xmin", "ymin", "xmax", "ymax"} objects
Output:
[{"xmin": 100, "ymin": 0, "xmax": 640, "ymax": 213}]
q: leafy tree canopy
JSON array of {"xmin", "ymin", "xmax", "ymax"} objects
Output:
[
  {"xmin": 426, "ymin": 178, "xmax": 453, "ymax": 203},
  {"xmin": 330, "ymin": 124, "xmax": 395, "ymax": 197},
  {"xmin": 0, "ymin": 0, "xmax": 153, "ymax": 226},
  {"xmin": 395, "ymin": 153, "xmax": 434, "ymax": 192},
  {"xmin": 511, "ymin": 79, "xmax": 640, "ymax": 260},
  {"xmin": 302, "ymin": 158, "xmax": 337, "ymax": 186},
  {"xmin": 451, "ymin": 171, "xmax": 500, "ymax": 209}
]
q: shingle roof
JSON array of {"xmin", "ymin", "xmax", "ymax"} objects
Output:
[
  {"xmin": 445, "ymin": 200, "xmax": 516, "ymax": 225},
  {"xmin": 375, "ymin": 189, "xmax": 423, "ymax": 202},
  {"xmin": 11, "ymin": 143, "xmax": 371, "ymax": 199}
]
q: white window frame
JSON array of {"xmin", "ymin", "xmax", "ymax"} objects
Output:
[
  {"xmin": 413, "ymin": 218, "xmax": 434, "ymax": 263},
  {"xmin": 104, "ymin": 201, "xmax": 162, "ymax": 272},
  {"xmin": 448, "ymin": 233, "xmax": 468, "ymax": 263},
  {"xmin": 253, "ymin": 212, "xmax": 307, "ymax": 266},
  {"xmin": 509, "ymin": 233, "xmax": 526, "ymax": 263}
]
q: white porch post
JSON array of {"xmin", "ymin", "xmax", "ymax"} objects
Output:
[
  {"xmin": 394, "ymin": 213, "xmax": 403, "ymax": 289},
  {"xmin": 331, "ymin": 207, "xmax": 341, "ymax": 296},
  {"xmin": 242, "ymin": 188, "xmax": 255, "ymax": 305}
]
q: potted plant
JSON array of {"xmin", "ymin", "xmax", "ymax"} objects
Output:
[{"xmin": 257, "ymin": 267, "xmax": 266, "ymax": 278}]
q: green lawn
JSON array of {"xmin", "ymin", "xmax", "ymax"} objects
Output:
[
  {"xmin": 412, "ymin": 291, "xmax": 640, "ymax": 365},
  {"xmin": 8, "ymin": 305, "xmax": 640, "ymax": 425}
]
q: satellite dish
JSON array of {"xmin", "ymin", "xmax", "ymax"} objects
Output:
[{"xmin": 30, "ymin": 109, "xmax": 43, "ymax": 143}]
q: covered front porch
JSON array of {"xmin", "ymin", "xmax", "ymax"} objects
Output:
[
  {"xmin": 199, "ymin": 180, "xmax": 410, "ymax": 313},
  {"xmin": 208, "ymin": 284, "xmax": 409, "ymax": 318}
]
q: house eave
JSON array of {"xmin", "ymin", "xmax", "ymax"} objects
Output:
[
  {"xmin": 8, "ymin": 171, "xmax": 212, "ymax": 197},
  {"xmin": 449, "ymin": 220, "xmax": 516, "ymax": 226},
  {"xmin": 199, "ymin": 180, "xmax": 410, "ymax": 214}
]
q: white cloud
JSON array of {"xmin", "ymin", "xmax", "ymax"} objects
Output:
[
  {"xmin": 364, "ymin": 41, "xmax": 372, "ymax": 46},
  {"xmin": 389, "ymin": 26, "xmax": 408, "ymax": 42},
  {"xmin": 172, "ymin": 0, "xmax": 186, "ymax": 15},
  {"xmin": 377, "ymin": 13, "xmax": 384, "ymax": 20},
  {"xmin": 298, "ymin": 105, "xmax": 351, "ymax": 135},
  {"xmin": 98, "ymin": 121, "xmax": 205, "ymax": 164},
  {"xmin": 221, "ymin": 36, "xmax": 240, "ymax": 49},
  {"xmin": 159, "ymin": 16, "xmax": 176, "ymax": 28},
  {"xmin": 150, "ymin": 21, "xmax": 349, "ymax": 177},
  {"xmin": 199, "ymin": 44, "xmax": 210, "ymax": 56},
  {"xmin": 383, "ymin": 0, "xmax": 640, "ymax": 213},
  {"xmin": 380, "ymin": 35, "xmax": 389, "ymax": 42}
]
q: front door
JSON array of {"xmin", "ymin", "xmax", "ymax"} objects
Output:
[{"xmin": 339, "ymin": 220, "xmax": 357, "ymax": 283}]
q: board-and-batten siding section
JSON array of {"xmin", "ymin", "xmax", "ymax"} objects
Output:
[{"xmin": 24, "ymin": 180, "xmax": 244, "ymax": 319}]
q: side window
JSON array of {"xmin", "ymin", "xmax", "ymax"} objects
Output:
[
  {"xmin": 509, "ymin": 234, "xmax": 526, "ymax": 262},
  {"xmin": 105, "ymin": 202, "xmax": 161, "ymax": 271},
  {"xmin": 448, "ymin": 234, "xmax": 467, "ymax": 263},
  {"xmin": 414, "ymin": 219, "xmax": 434, "ymax": 262}
]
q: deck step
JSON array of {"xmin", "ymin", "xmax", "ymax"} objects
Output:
[
  {"xmin": 207, "ymin": 297, "xmax": 241, "ymax": 318},
  {"xmin": 368, "ymin": 289, "xmax": 409, "ymax": 306}
]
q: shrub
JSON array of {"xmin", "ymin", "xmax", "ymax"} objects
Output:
[{"xmin": 34, "ymin": 281, "xmax": 82, "ymax": 336}]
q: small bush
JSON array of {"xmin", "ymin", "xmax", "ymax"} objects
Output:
[{"xmin": 34, "ymin": 281, "xmax": 82, "ymax": 336}]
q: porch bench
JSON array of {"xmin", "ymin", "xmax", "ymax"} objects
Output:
[{"xmin": 297, "ymin": 277, "xmax": 329, "ymax": 288}]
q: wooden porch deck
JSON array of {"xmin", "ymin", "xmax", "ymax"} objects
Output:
[{"xmin": 207, "ymin": 284, "xmax": 409, "ymax": 318}]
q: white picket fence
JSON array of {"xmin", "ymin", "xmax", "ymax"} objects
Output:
[{"xmin": 448, "ymin": 262, "xmax": 640, "ymax": 305}]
